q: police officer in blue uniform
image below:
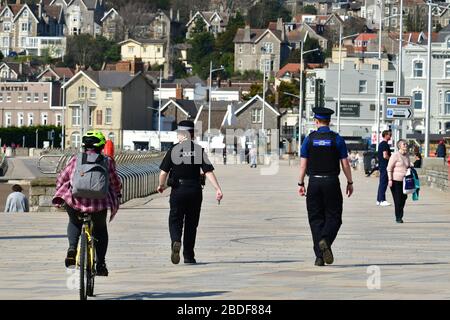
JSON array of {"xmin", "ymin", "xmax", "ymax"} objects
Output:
[
  {"xmin": 157, "ymin": 120, "xmax": 223, "ymax": 264},
  {"xmin": 298, "ymin": 107, "xmax": 354, "ymax": 266}
]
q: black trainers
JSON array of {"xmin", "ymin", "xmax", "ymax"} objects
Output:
[
  {"xmin": 171, "ymin": 241, "xmax": 181, "ymax": 264},
  {"xmin": 96, "ymin": 262, "xmax": 109, "ymax": 276},
  {"xmin": 65, "ymin": 248, "xmax": 77, "ymax": 268},
  {"xmin": 184, "ymin": 258, "xmax": 197, "ymax": 264},
  {"xmin": 319, "ymin": 239, "xmax": 334, "ymax": 265},
  {"xmin": 315, "ymin": 257, "xmax": 325, "ymax": 266},
  {"xmin": 396, "ymin": 219, "xmax": 404, "ymax": 223}
]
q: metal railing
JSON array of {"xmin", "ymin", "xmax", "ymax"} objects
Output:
[
  {"xmin": 0, "ymin": 154, "xmax": 8, "ymax": 176},
  {"xmin": 38, "ymin": 151, "xmax": 164, "ymax": 203}
]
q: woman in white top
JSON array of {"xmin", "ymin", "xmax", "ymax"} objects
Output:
[{"xmin": 387, "ymin": 139, "xmax": 411, "ymax": 223}]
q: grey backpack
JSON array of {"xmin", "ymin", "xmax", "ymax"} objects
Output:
[{"xmin": 71, "ymin": 153, "xmax": 109, "ymax": 199}]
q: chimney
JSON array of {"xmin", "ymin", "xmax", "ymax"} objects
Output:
[
  {"xmin": 130, "ymin": 57, "xmax": 144, "ymax": 75},
  {"xmin": 228, "ymin": 79, "xmax": 232, "ymax": 87},
  {"xmin": 217, "ymin": 78, "xmax": 221, "ymax": 88},
  {"xmin": 170, "ymin": 8, "xmax": 173, "ymax": 20},
  {"xmin": 177, "ymin": 10, "xmax": 180, "ymax": 22},
  {"xmin": 243, "ymin": 25, "xmax": 251, "ymax": 42},
  {"xmin": 189, "ymin": 10, "xmax": 192, "ymax": 20},
  {"xmin": 38, "ymin": 0, "xmax": 42, "ymax": 18},
  {"xmin": 175, "ymin": 84, "xmax": 183, "ymax": 100},
  {"xmin": 277, "ymin": 18, "xmax": 283, "ymax": 32},
  {"xmin": 116, "ymin": 60, "xmax": 130, "ymax": 72}
]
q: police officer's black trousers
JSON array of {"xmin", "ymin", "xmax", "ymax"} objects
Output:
[
  {"xmin": 306, "ymin": 176, "xmax": 343, "ymax": 258},
  {"xmin": 169, "ymin": 185, "xmax": 203, "ymax": 259}
]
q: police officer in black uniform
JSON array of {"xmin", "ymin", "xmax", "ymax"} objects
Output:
[
  {"xmin": 158, "ymin": 120, "xmax": 224, "ymax": 264},
  {"xmin": 298, "ymin": 107, "xmax": 354, "ymax": 266}
]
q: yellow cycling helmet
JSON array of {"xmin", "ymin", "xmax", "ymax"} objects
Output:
[{"xmin": 82, "ymin": 130, "xmax": 106, "ymax": 148}]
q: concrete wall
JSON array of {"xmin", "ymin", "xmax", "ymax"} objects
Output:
[{"xmin": 420, "ymin": 158, "xmax": 450, "ymax": 192}]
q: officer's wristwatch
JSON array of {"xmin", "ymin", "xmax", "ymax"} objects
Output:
[
  {"xmin": 298, "ymin": 182, "xmax": 305, "ymax": 187},
  {"xmin": 347, "ymin": 181, "xmax": 353, "ymax": 185}
]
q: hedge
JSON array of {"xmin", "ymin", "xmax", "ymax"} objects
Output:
[{"xmin": 0, "ymin": 125, "xmax": 62, "ymax": 148}]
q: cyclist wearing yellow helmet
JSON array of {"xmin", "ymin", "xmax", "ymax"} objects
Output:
[{"xmin": 53, "ymin": 130, "xmax": 122, "ymax": 276}]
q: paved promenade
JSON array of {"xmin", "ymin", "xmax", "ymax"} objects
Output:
[{"xmin": 1, "ymin": 161, "xmax": 450, "ymax": 300}]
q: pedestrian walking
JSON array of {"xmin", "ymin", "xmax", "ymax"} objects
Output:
[
  {"xmin": 298, "ymin": 107, "xmax": 354, "ymax": 267},
  {"xmin": 435, "ymin": 140, "xmax": 447, "ymax": 160},
  {"xmin": 158, "ymin": 120, "xmax": 223, "ymax": 264},
  {"xmin": 413, "ymin": 148, "xmax": 422, "ymax": 169},
  {"xmin": 249, "ymin": 147, "xmax": 257, "ymax": 168},
  {"xmin": 387, "ymin": 139, "xmax": 412, "ymax": 223},
  {"xmin": 5, "ymin": 184, "xmax": 29, "ymax": 212},
  {"xmin": 376, "ymin": 130, "xmax": 392, "ymax": 206}
]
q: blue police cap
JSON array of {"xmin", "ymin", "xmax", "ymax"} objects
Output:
[
  {"xmin": 312, "ymin": 107, "xmax": 334, "ymax": 120},
  {"xmin": 177, "ymin": 120, "xmax": 195, "ymax": 131}
]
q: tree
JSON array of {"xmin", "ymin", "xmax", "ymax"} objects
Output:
[
  {"xmin": 215, "ymin": 12, "xmax": 245, "ymax": 53},
  {"xmin": 247, "ymin": 0, "xmax": 292, "ymax": 29},
  {"xmin": 302, "ymin": 5, "xmax": 317, "ymax": 15},
  {"xmin": 191, "ymin": 16, "xmax": 207, "ymax": 35},
  {"xmin": 287, "ymin": 38, "xmax": 324, "ymax": 64},
  {"xmin": 277, "ymin": 80, "xmax": 300, "ymax": 109},
  {"xmin": 188, "ymin": 32, "xmax": 215, "ymax": 79},
  {"xmin": 172, "ymin": 59, "xmax": 187, "ymax": 78},
  {"xmin": 406, "ymin": 6, "xmax": 427, "ymax": 32}
]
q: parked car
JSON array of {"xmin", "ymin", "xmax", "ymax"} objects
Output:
[{"xmin": 8, "ymin": 51, "xmax": 17, "ymax": 58}]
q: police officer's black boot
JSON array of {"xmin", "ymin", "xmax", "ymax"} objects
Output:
[
  {"xmin": 319, "ymin": 239, "xmax": 334, "ymax": 265},
  {"xmin": 171, "ymin": 241, "xmax": 181, "ymax": 264},
  {"xmin": 315, "ymin": 257, "xmax": 325, "ymax": 266}
]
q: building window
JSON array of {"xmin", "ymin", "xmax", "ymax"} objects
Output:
[
  {"xmin": 251, "ymin": 108, "xmax": 262, "ymax": 123},
  {"xmin": 447, "ymin": 37, "xmax": 450, "ymax": 49},
  {"xmin": 4, "ymin": 112, "xmax": 11, "ymax": 127},
  {"xmin": 252, "ymin": 46, "xmax": 255, "ymax": 54},
  {"xmin": 41, "ymin": 113, "xmax": 48, "ymax": 125},
  {"xmin": 413, "ymin": 90, "xmax": 423, "ymax": 110},
  {"xmin": 34, "ymin": 92, "xmax": 39, "ymax": 102},
  {"xmin": 43, "ymin": 93, "xmax": 48, "ymax": 102},
  {"xmin": 359, "ymin": 80, "xmax": 367, "ymax": 93},
  {"xmin": 445, "ymin": 61, "xmax": 450, "ymax": 78},
  {"xmin": 27, "ymin": 93, "xmax": 31, "ymax": 102},
  {"xmin": 238, "ymin": 60, "xmax": 242, "ymax": 69},
  {"xmin": 96, "ymin": 110, "xmax": 102, "ymax": 125},
  {"xmin": 445, "ymin": 91, "xmax": 450, "ymax": 114},
  {"xmin": 385, "ymin": 81, "xmax": 394, "ymax": 94},
  {"xmin": 108, "ymin": 132, "xmax": 115, "ymax": 143},
  {"xmin": 3, "ymin": 23, "xmax": 11, "ymax": 32},
  {"xmin": 23, "ymin": 9, "xmax": 28, "ymax": 17},
  {"xmin": 78, "ymin": 86, "xmax": 87, "ymax": 99},
  {"xmin": 106, "ymin": 89, "xmax": 112, "ymax": 100},
  {"xmin": 56, "ymin": 114, "xmax": 62, "ymax": 126},
  {"xmin": 128, "ymin": 46, "xmax": 134, "ymax": 54},
  {"xmin": 263, "ymin": 42, "xmax": 273, "ymax": 53},
  {"xmin": 28, "ymin": 113, "xmax": 33, "ymax": 126},
  {"xmin": 21, "ymin": 23, "xmax": 28, "ymax": 32},
  {"xmin": 6, "ymin": 93, "xmax": 11, "ymax": 102},
  {"xmin": 0, "ymin": 93, "xmax": 2, "ymax": 102},
  {"xmin": 309, "ymin": 79, "xmax": 315, "ymax": 94},
  {"xmin": 413, "ymin": 60, "xmax": 423, "ymax": 77},
  {"xmin": 239, "ymin": 45, "xmax": 243, "ymax": 53},
  {"xmin": 71, "ymin": 132, "xmax": 81, "ymax": 148},
  {"xmin": 72, "ymin": 107, "xmax": 81, "ymax": 126},
  {"xmin": 4, "ymin": 10, "xmax": 10, "ymax": 17},
  {"xmin": 90, "ymin": 88, "xmax": 96, "ymax": 100},
  {"xmin": 105, "ymin": 107, "xmax": 112, "ymax": 124},
  {"xmin": 18, "ymin": 93, "xmax": 22, "ymax": 102},
  {"xmin": 17, "ymin": 113, "xmax": 24, "ymax": 127},
  {"xmin": 372, "ymin": 64, "xmax": 379, "ymax": 70},
  {"xmin": 1, "ymin": 70, "xmax": 7, "ymax": 78}
]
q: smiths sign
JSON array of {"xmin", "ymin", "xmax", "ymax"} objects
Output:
[{"xmin": 1, "ymin": 86, "xmax": 29, "ymax": 92}]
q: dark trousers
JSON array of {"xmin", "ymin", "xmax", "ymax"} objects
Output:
[
  {"xmin": 377, "ymin": 167, "xmax": 388, "ymax": 202},
  {"xmin": 390, "ymin": 180, "xmax": 407, "ymax": 221},
  {"xmin": 169, "ymin": 185, "xmax": 203, "ymax": 259},
  {"xmin": 66, "ymin": 206, "xmax": 108, "ymax": 264},
  {"xmin": 306, "ymin": 176, "xmax": 343, "ymax": 258}
]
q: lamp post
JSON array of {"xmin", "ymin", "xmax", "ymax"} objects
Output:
[
  {"xmin": 208, "ymin": 61, "xmax": 224, "ymax": 151},
  {"xmin": 337, "ymin": 30, "xmax": 359, "ymax": 133},
  {"xmin": 375, "ymin": 9, "xmax": 401, "ymax": 151},
  {"xmin": 158, "ymin": 68, "xmax": 162, "ymax": 151},
  {"xmin": 299, "ymin": 45, "xmax": 319, "ymax": 155}
]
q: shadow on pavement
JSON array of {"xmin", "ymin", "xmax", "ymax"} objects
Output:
[
  {"xmin": 103, "ymin": 290, "xmax": 229, "ymax": 300},
  {"xmin": 0, "ymin": 234, "xmax": 66, "ymax": 240},
  {"xmin": 211, "ymin": 259, "xmax": 303, "ymax": 265},
  {"xmin": 332, "ymin": 262, "xmax": 450, "ymax": 268}
]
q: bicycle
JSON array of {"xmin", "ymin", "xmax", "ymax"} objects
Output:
[{"xmin": 76, "ymin": 213, "xmax": 96, "ymax": 300}]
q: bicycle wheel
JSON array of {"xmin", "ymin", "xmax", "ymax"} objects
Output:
[
  {"xmin": 79, "ymin": 228, "xmax": 88, "ymax": 300},
  {"xmin": 87, "ymin": 238, "xmax": 95, "ymax": 297}
]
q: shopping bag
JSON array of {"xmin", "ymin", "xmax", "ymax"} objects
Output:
[{"xmin": 403, "ymin": 168, "xmax": 416, "ymax": 194}]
